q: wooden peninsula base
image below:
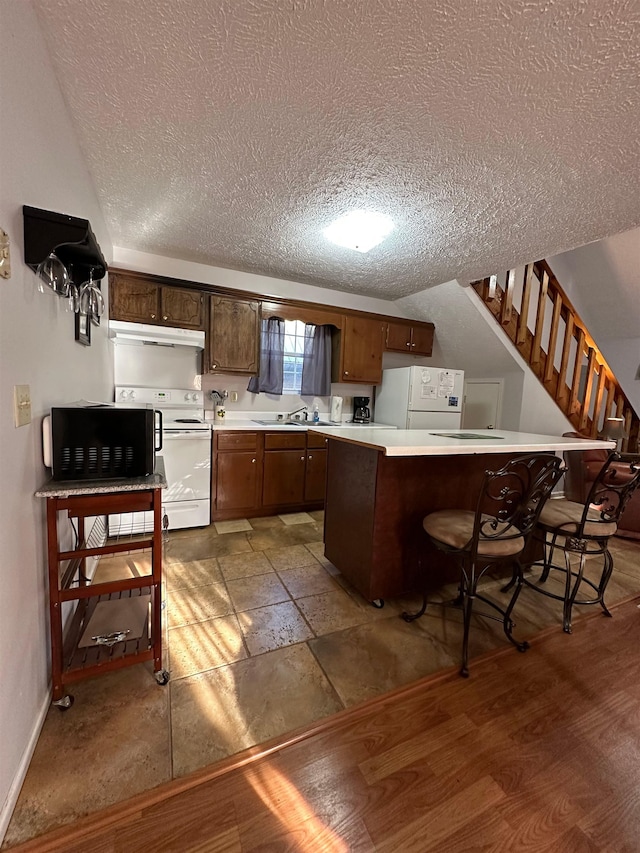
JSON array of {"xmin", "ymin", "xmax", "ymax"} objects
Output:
[{"xmin": 321, "ymin": 428, "xmax": 611, "ymax": 604}]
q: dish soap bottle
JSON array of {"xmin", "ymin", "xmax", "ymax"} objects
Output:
[{"xmin": 312, "ymin": 405, "xmax": 320, "ymax": 423}]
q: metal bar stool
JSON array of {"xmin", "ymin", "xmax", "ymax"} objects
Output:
[
  {"xmin": 403, "ymin": 453, "xmax": 564, "ymax": 677},
  {"xmin": 511, "ymin": 451, "xmax": 640, "ymax": 633}
]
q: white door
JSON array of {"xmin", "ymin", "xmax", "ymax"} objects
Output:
[{"xmin": 462, "ymin": 380, "xmax": 503, "ymax": 430}]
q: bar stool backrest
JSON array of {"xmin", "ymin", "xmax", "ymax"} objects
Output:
[
  {"xmin": 471, "ymin": 454, "xmax": 565, "ymax": 560},
  {"xmin": 581, "ymin": 452, "xmax": 640, "ymax": 537}
]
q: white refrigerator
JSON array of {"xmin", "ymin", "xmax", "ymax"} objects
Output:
[{"xmin": 374, "ymin": 366, "xmax": 465, "ymax": 430}]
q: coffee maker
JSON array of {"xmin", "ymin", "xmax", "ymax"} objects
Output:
[{"xmin": 353, "ymin": 396, "xmax": 371, "ymax": 423}]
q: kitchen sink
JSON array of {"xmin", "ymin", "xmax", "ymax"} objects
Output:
[
  {"xmin": 251, "ymin": 419, "xmax": 334, "ymax": 427},
  {"xmin": 252, "ymin": 419, "xmax": 305, "ymax": 426}
]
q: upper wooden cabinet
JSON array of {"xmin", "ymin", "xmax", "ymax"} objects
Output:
[
  {"xmin": 108, "ymin": 269, "xmax": 436, "ymax": 385},
  {"xmin": 385, "ymin": 320, "xmax": 434, "ymax": 356},
  {"xmin": 208, "ymin": 295, "xmax": 260, "ymax": 374},
  {"xmin": 109, "ymin": 273, "xmax": 205, "ymax": 329},
  {"xmin": 333, "ymin": 315, "xmax": 386, "ymax": 385}
]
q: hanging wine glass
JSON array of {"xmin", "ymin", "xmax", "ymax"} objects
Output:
[
  {"xmin": 66, "ymin": 282, "xmax": 79, "ymax": 313},
  {"xmin": 77, "ymin": 269, "xmax": 105, "ymax": 319},
  {"xmin": 36, "ymin": 252, "xmax": 70, "ymax": 296}
]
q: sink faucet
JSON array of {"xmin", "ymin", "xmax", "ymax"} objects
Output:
[{"xmin": 287, "ymin": 405, "xmax": 308, "ymax": 421}]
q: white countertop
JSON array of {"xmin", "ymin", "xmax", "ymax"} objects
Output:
[
  {"xmin": 208, "ymin": 417, "xmax": 397, "ymax": 432},
  {"xmin": 310, "ymin": 428, "xmax": 614, "ymax": 457}
]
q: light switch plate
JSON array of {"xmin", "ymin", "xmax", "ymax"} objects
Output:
[
  {"xmin": 14, "ymin": 385, "xmax": 31, "ymax": 427},
  {"xmin": 230, "ymin": 391, "xmax": 238, "ymax": 402}
]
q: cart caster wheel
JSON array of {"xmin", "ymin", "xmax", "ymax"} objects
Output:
[
  {"xmin": 53, "ymin": 695, "xmax": 74, "ymax": 710},
  {"xmin": 371, "ymin": 599, "xmax": 385, "ymax": 609},
  {"xmin": 155, "ymin": 669, "xmax": 170, "ymax": 686}
]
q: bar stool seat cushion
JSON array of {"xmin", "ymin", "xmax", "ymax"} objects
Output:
[
  {"xmin": 538, "ymin": 498, "xmax": 617, "ymax": 538},
  {"xmin": 423, "ymin": 510, "xmax": 525, "ymax": 557}
]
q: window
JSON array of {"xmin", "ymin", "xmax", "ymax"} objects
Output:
[{"xmin": 282, "ymin": 320, "xmax": 310, "ymax": 394}]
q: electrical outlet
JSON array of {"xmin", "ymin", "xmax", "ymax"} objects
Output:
[
  {"xmin": 14, "ymin": 384, "xmax": 31, "ymax": 427},
  {"xmin": 230, "ymin": 391, "xmax": 238, "ymax": 403}
]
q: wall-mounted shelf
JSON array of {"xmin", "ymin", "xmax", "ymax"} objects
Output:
[{"xmin": 23, "ymin": 205, "xmax": 107, "ymax": 282}]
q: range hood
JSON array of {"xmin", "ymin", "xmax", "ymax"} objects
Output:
[{"xmin": 109, "ymin": 320, "xmax": 205, "ymax": 349}]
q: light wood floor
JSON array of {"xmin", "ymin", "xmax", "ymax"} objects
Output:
[{"xmin": 9, "ymin": 594, "xmax": 640, "ymax": 852}]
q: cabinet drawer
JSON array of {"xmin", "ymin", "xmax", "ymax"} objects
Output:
[
  {"xmin": 264, "ymin": 432, "xmax": 307, "ymax": 450},
  {"xmin": 307, "ymin": 432, "xmax": 329, "ymax": 449},
  {"xmin": 217, "ymin": 432, "xmax": 259, "ymax": 451}
]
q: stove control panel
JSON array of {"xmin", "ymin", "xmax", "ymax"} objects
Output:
[{"xmin": 115, "ymin": 387, "xmax": 203, "ymax": 406}]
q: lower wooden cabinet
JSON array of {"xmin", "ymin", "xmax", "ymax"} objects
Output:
[
  {"xmin": 305, "ymin": 431, "xmax": 328, "ymax": 502},
  {"xmin": 262, "ymin": 433, "xmax": 306, "ymax": 508},
  {"xmin": 212, "ymin": 430, "xmax": 328, "ymax": 520},
  {"xmin": 214, "ymin": 433, "xmax": 261, "ymax": 514},
  {"xmin": 304, "ymin": 448, "xmax": 327, "ymax": 502}
]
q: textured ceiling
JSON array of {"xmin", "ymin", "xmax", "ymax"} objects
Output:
[{"xmin": 34, "ymin": 0, "xmax": 640, "ymax": 299}]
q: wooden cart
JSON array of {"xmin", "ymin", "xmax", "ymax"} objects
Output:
[{"xmin": 36, "ymin": 469, "xmax": 167, "ymax": 708}]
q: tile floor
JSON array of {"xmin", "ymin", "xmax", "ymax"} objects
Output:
[{"xmin": 4, "ymin": 513, "xmax": 640, "ymax": 847}]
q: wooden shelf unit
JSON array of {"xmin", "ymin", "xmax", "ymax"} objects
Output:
[{"xmin": 43, "ymin": 485, "xmax": 166, "ymax": 706}]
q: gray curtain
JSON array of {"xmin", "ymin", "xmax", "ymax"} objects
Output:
[
  {"xmin": 247, "ymin": 317, "xmax": 285, "ymax": 394},
  {"xmin": 301, "ymin": 324, "xmax": 332, "ymax": 396}
]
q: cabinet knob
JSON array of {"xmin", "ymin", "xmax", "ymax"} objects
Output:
[
  {"xmin": 344, "ymin": 371, "xmax": 349, "ymax": 376},
  {"xmin": 411, "ymin": 342, "xmax": 416, "ymax": 347},
  {"xmin": 163, "ymin": 315, "xmax": 168, "ymax": 321},
  {"xmin": 406, "ymin": 341, "xmax": 411, "ymax": 347},
  {"xmin": 252, "ymin": 458, "xmax": 256, "ymax": 463},
  {"xmin": 308, "ymin": 454, "xmax": 313, "ymax": 460},
  {"xmin": 300, "ymin": 456, "xmax": 305, "ymax": 461},
  {"xmin": 150, "ymin": 313, "xmax": 156, "ymax": 319},
  {"xmin": 212, "ymin": 363, "xmax": 217, "ymax": 369}
]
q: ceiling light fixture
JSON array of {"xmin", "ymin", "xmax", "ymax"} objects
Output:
[{"xmin": 323, "ymin": 210, "xmax": 394, "ymax": 253}]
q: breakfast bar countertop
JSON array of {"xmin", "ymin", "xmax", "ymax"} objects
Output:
[{"xmin": 312, "ymin": 427, "xmax": 614, "ymax": 457}]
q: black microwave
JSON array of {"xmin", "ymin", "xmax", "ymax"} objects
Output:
[{"xmin": 45, "ymin": 405, "xmax": 163, "ymax": 481}]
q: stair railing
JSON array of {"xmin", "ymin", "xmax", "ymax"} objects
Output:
[{"xmin": 472, "ymin": 259, "xmax": 639, "ymax": 453}]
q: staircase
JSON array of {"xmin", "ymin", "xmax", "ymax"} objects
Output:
[{"xmin": 472, "ymin": 259, "xmax": 639, "ymax": 453}]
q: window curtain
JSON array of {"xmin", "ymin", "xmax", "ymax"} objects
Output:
[
  {"xmin": 301, "ymin": 324, "xmax": 332, "ymax": 396},
  {"xmin": 247, "ymin": 317, "xmax": 285, "ymax": 394}
]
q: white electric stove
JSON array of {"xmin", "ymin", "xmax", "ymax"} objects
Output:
[{"xmin": 109, "ymin": 386, "xmax": 212, "ymax": 535}]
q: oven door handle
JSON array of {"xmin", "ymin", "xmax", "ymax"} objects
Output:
[
  {"xmin": 155, "ymin": 410, "xmax": 163, "ymax": 451},
  {"xmin": 162, "ymin": 430, "xmax": 211, "ymax": 438}
]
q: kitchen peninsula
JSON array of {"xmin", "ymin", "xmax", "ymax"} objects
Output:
[{"xmin": 319, "ymin": 428, "xmax": 611, "ymax": 604}]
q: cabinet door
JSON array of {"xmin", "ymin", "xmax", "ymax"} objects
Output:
[
  {"xmin": 109, "ymin": 274, "xmax": 160, "ymax": 323},
  {"xmin": 216, "ymin": 451, "xmax": 261, "ymax": 512},
  {"xmin": 385, "ymin": 321, "xmax": 413, "ymax": 353},
  {"xmin": 263, "ymin": 451, "xmax": 306, "ymax": 506},
  {"xmin": 410, "ymin": 323, "xmax": 434, "ymax": 356},
  {"xmin": 341, "ymin": 315, "xmax": 385, "ymax": 384},
  {"xmin": 209, "ymin": 296, "xmax": 260, "ymax": 373},
  {"xmin": 160, "ymin": 287, "xmax": 205, "ymax": 329},
  {"xmin": 305, "ymin": 449, "xmax": 327, "ymax": 502}
]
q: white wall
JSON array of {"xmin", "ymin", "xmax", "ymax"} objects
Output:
[
  {"xmin": 549, "ymin": 230, "xmax": 640, "ymax": 414},
  {"xmin": 0, "ymin": 2, "xmax": 113, "ymax": 840},
  {"xmin": 396, "ymin": 280, "xmax": 572, "ymax": 432}
]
